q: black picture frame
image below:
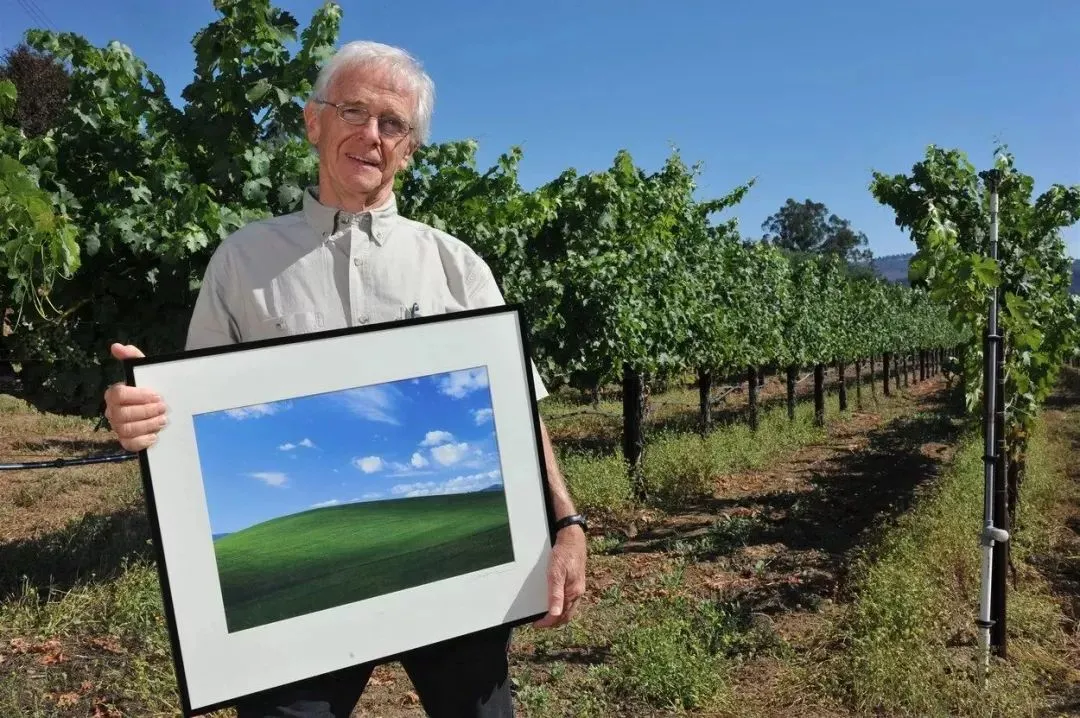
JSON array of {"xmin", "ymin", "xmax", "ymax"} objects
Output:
[{"xmin": 124, "ymin": 304, "xmax": 557, "ymax": 716}]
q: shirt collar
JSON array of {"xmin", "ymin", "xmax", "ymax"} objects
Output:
[{"xmin": 302, "ymin": 186, "xmax": 398, "ymax": 245}]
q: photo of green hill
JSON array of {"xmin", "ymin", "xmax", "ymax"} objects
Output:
[
  {"xmin": 190, "ymin": 365, "xmax": 518, "ymax": 633},
  {"xmin": 212, "ymin": 489, "xmax": 514, "ymax": 632}
]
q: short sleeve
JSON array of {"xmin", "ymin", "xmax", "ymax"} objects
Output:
[
  {"xmin": 186, "ymin": 246, "xmax": 241, "ymax": 351},
  {"xmin": 464, "ymin": 258, "xmax": 549, "ymax": 402}
]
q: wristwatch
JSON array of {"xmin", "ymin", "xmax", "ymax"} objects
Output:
[{"xmin": 554, "ymin": 513, "xmax": 588, "ymax": 534}]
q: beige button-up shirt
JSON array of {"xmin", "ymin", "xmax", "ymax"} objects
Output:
[{"xmin": 185, "ymin": 187, "xmax": 548, "ymax": 401}]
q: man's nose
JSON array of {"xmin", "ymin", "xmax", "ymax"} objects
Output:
[{"xmin": 354, "ymin": 116, "xmax": 382, "ymax": 143}]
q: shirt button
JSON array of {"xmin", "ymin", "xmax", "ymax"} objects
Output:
[
  {"xmin": 357, "ymin": 314, "xmax": 369, "ymax": 324},
  {"xmin": 353, "ymin": 257, "xmax": 361, "ymax": 266}
]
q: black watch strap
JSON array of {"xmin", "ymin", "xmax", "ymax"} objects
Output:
[{"xmin": 554, "ymin": 513, "xmax": 588, "ymax": 533}]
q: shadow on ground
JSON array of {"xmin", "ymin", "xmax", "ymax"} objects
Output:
[
  {"xmin": 611, "ymin": 388, "xmax": 963, "ymax": 613},
  {"xmin": 0, "ymin": 501, "xmax": 154, "ymax": 601}
]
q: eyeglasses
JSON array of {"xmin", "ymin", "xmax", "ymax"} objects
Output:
[{"xmin": 314, "ymin": 99, "xmax": 413, "ymax": 139}]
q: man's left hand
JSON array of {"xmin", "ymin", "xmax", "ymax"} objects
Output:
[{"xmin": 534, "ymin": 525, "xmax": 587, "ymax": 628}]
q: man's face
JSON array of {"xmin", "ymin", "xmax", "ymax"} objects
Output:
[{"xmin": 303, "ymin": 63, "xmax": 417, "ymax": 210}]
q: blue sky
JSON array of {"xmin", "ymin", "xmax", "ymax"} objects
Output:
[
  {"xmin": 4, "ymin": 1, "xmax": 1078, "ymax": 257},
  {"xmin": 192, "ymin": 366, "xmax": 504, "ymax": 535}
]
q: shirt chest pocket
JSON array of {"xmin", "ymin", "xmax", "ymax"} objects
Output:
[{"xmin": 248, "ymin": 311, "xmax": 327, "ymax": 342}]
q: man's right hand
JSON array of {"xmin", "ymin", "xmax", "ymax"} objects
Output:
[{"xmin": 104, "ymin": 343, "xmax": 167, "ymax": 452}]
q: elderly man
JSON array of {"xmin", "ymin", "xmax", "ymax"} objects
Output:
[{"xmin": 103, "ymin": 40, "xmax": 587, "ymax": 718}]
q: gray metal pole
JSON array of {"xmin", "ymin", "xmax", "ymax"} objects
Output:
[{"xmin": 976, "ymin": 168, "xmax": 1008, "ymax": 684}]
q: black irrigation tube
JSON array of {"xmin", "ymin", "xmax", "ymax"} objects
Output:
[{"xmin": 0, "ymin": 452, "xmax": 137, "ymax": 470}]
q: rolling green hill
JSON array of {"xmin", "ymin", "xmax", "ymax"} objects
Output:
[{"xmin": 211, "ymin": 490, "xmax": 515, "ymax": 632}]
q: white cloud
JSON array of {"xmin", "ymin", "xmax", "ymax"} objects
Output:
[
  {"xmin": 311, "ymin": 499, "xmax": 340, "ymax": 509},
  {"xmin": 360, "ymin": 492, "xmax": 383, "ymax": 501},
  {"xmin": 473, "ymin": 408, "xmax": 494, "ymax": 425},
  {"xmin": 391, "ymin": 470, "xmax": 502, "ymax": 498},
  {"xmin": 410, "ymin": 452, "xmax": 429, "ymax": 468},
  {"xmin": 460, "ymin": 446, "xmax": 498, "ymax": 469},
  {"xmin": 353, "ymin": 456, "xmax": 384, "ymax": 473},
  {"xmin": 337, "ymin": 386, "xmax": 401, "ymax": 425},
  {"xmin": 249, "ymin": 472, "xmax": 287, "ymax": 487},
  {"xmin": 421, "ymin": 430, "xmax": 454, "ymax": 447},
  {"xmin": 431, "ymin": 442, "xmax": 470, "ymax": 466},
  {"xmin": 392, "ymin": 481, "xmax": 436, "ymax": 497},
  {"xmin": 437, "ymin": 368, "xmax": 489, "ymax": 399},
  {"xmin": 279, "ymin": 438, "xmax": 316, "ymax": 451},
  {"xmin": 225, "ymin": 402, "xmax": 287, "ymax": 420}
]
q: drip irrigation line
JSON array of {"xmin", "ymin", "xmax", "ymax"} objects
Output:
[{"xmin": 0, "ymin": 452, "xmax": 137, "ymax": 471}]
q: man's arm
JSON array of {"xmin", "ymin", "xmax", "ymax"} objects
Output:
[
  {"xmin": 533, "ymin": 415, "xmax": 587, "ymax": 628},
  {"xmin": 540, "ymin": 418, "xmax": 577, "ymax": 522},
  {"xmin": 459, "ymin": 255, "xmax": 587, "ymax": 627}
]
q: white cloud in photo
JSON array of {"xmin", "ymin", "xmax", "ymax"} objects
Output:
[
  {"xmin": 421, "ymin": 430, "xmax": 454, "ymax": 447},
  {"xmin": 352, "ymin": 456, "xmax": 385, "ymax": 473},
  {"xmin": 456, "ymin": 444, "xmax": 498, "ymax": 470},
  {"xmin": 310, "ymin": 499, "xmax": 340, "ymax": 509},
  {"xmin": 279, "ymin": 438, "xmax": 316, "ymax": 451},
  {"xmin": 473, "ymin": 408, "xmax": 494, "ymax": 425},
  {"xmin": 391, "ymin": 470, "xmax": 502, "ymax": 498},
  {"xmin": 384, "ymin": 452, "xmax": 437, "ymax": 478},
  {"xmin": 360, "ymin": 492, "xmax": 383, "ymax": 501},
  {"xmin": 337, "ymin": 386, "xmax": 402, "ymax": 425},
  {"xmin": 249, "ymin": 471, "xmax": 287, "ymax": 487},
  {"xmin": 437, "ymin": 368, "xmax": 489, "ymax": 399},
  {"xmin": 225, "ymin": 402, "xmax": 287, "ymax": 420},
  {"xmin": 431, "ymin": 441, "xmax": 470, "ymax": 466}
]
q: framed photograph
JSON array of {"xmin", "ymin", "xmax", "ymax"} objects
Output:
[{"xmin": 124, "ymin": 304, "xmax": 557, "ymax": 716}]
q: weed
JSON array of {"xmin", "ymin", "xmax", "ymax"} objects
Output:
[{"xmin": 817, "ymin": 414, "xmax": 1076, "ymax": 717}]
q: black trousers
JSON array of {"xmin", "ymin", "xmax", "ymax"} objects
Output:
[{"xmin": 234, "ymin": 624, "xmax": 515, "ymax": 718}]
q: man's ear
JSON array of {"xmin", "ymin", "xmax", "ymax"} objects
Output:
[
  {"xmin": 398, "ymin": 139, "xmax": 419, "ymax": 171},
  {"xmin": 303, "ymin": 101, "xmax": 321, "ymax": 145}
]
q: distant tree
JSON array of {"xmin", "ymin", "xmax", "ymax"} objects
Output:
[
  {"xmin": 0, "ymin": 43, "xmax": 70, "ymax": 136},
  {"xmin": 761, "ymin": 198, "xmax": 872, "ymax": 264}
]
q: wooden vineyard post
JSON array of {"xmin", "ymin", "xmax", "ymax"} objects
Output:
[
  {"xmin": 623, "ymin": 363, "xmax": 646, "ymax": 501},
  {"xmin": 882, "ymin": 352, "xmax": 892, "ymax": 397},
  {"xmin": 747, "ymin": 365, "xmax": 759, "ymax": 432},
  {"xmin": 837, "ymin": 360, "xmax": 847, "ymax": 411},
  {"xmin": 814, "ymin": 363, "xmax": 825, "ymax": 426},
  {"xmin": 870, "ymin": 354, "xmax": 878, "ymax": 403},
  {"xmin": 854, "ymin": 359, "xmax": 863, "ymax": 409},
  {"xmin": 697, "ymin": 368, "xmax": 712, "ymax": 436},
  {"xmin": 786, "ymin": 365, "xmax": 797, "ymax": 421}
]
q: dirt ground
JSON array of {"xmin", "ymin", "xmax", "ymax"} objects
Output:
[
  {"xmin": 8, "ymin": 365, "xmax": 1077, "ymax": 717},
  {"xmin": 350, "ymin": 375, "xmax": 961, "ymax": 717}
]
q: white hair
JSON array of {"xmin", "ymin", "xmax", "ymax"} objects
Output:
[{"xmin": 310, "ymin": 40, "xmax": 435, "ymax": 145}]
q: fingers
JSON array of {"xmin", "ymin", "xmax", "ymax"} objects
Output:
[
  {"xmin": 103, "ymin": 342, "xmax": 164, "ymax": 452},
  {"xmin": 533, "ymin": 552, "xmax": 587, "ymax": 629},
  {"xmin": 110, "ymin": 342, "xmax": 145, "ymax": 361},
  {"xmin": 533, "ymin": 562, "xmax": 565, "ymax": 629}
]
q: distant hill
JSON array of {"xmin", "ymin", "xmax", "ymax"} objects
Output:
[
  {"xmin": 870, "ymin": 254, "xmax": 916, "ymax": 285},
  {"xmin": 870, "ymin": 253, "xmax": 1080, "ymax": 293}
]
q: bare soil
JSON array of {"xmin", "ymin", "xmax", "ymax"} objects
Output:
[{"xmin": 352, "ymin": 375, "xmax": 962, "ymax": 716}]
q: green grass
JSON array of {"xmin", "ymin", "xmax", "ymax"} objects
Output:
[
  {"xmin": 214, "ymin": 491, "xmax": 514, "ymax": 632},
  {"xmin": 557, "ymin": 390, "xmax": 851, "ymax": 518},
  {"xmin": 813, "ymin": 412, "xmax": 1078, "ymax": 717}
]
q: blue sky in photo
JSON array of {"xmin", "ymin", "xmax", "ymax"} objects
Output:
[
  {"xmin": 4, "ymin": 1, "xmax": 1077, "ymax": 259},
  {"xmin": 192, "ymin": 366, "xmax": 504, "ymax": 536}
]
